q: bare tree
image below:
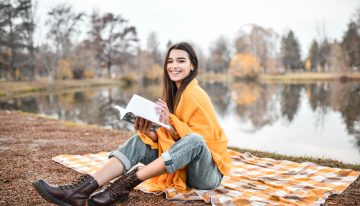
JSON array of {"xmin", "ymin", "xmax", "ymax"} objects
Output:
[
  {"xmin": 46, "ymin": 3, "xmax": 84, "ymax": 58},
  {"xmin": 35, "ymin": 43, "xmax": 56, "ymax": 79},
  {"xmin": 354, "ymin": 6, "xmax": 360, "ymax": 31},
  {"xmin": 0, "ymin": 0, "xmax": 36, "ymax": 80},
  {"xmin": 89, "ymin": 11, "xmax": 138, "ymax": 78},
  {"xmin": 315, "ymin": 21, "xmax": 332, "ymax": 72},
  {"xmin": 69, "ymin": 40, "xmax": 97, "ymax": 79},
  {"xmin": 45, "ymin": 3, "xmax": 84, "ymax": 81},
  {"xmin": 18, "ymin": 0, "xmax": 36, "ymax": 79},
  {"xmin": 234, "ymin": 24, "xmax": 279, "ymax": 73},
  {"xmin": 207, "ymin": 36, "xmax": 231, "ymax": 73},
  {"xmin": 328, "ymin": 40, "xmax": 348, "ymax": 72},
  {"xmin": 147, "ymin": 31, "xmax": 162, "ymax": 65}
]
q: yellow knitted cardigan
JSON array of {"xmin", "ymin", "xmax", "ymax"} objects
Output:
[{"xmin": 138, "ymin": 79, "xmax": 231, "ymax": 191}]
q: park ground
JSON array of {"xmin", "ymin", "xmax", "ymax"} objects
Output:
[{"xmin": 0, "ymin": 110, "xmax": 359, "ymax": 206}]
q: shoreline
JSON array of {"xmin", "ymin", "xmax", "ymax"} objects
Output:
[
  {"xmin": 10, "ymin": 111, "xmax": 360, "ymax": 168},
  {"xmin": 21, "ymin": 112, "xmax": 360, "ymax": 169},
  {"xmin": 2, "ymin": 71, "xmax": 360, "ymax": 98},
  {"xmin": 0, "ymin": 78, "xmax": 123, "ymax": 98}
]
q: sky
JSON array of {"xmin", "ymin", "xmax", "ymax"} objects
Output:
[{"xmin": 36, "ymin": 0, "xmax": 359, "ymax": 56}]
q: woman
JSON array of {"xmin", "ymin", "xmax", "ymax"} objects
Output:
[{"xmin": 33, "ymin": 42, "xmax": 232, "ymax": 206}]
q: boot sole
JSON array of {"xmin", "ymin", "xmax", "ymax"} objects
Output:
[
  {"xmin": 87, "ymin": 195, "xmax": 127, "ymax": 206},
  {"xmin": 32, "ymin": 180, "xmax": 71, "ymax": 206}
]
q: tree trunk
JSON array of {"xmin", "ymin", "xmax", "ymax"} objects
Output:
[{"xmin": 107, "ymin": 62, "xmax": 111, "ymax": 78}]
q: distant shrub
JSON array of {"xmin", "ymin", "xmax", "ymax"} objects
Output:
[
  {"xmin": 57, "ymin": 59, "xmax": 73, "ymax": 80},
  {"xmin": 229, "ymin": 53, "xmax": 260, "ymax": 79},
  {"xmin": 142, "ymin": 64, "xmax": 162, "ymax": 84},
  {"xmin": 83, "ymin": 69, "xmax": 95, "ymax": 79},
  {"xmin": 120, "ymin": 72, "xmax": 139, "ymax": 86}
]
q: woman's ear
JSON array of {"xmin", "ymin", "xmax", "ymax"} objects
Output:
[{"xmin": 190, "ymin": 63, "xmax": 194, "ymax": 71}]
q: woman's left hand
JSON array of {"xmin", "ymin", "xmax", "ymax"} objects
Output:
[
  {"xmin": 155, "ymin": 98, "xmax": 180, "ymax": 141},
  {"xmin": 155, "ymin": 98, "xmax": 170, "ymax": 124}
]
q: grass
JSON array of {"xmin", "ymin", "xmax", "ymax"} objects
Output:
[
  {"xmin": 1, "ymin": 72, "xmax": 360, "ymax": 98},
  {"xmin": 199, "ymin": 71, "xmax": 360, "ymax": 83},
  {"xmin": 258, "ymin": 72, "xmax": 360, "ymax": 83},
  {"xmin": 229, "ymin": 146, "xmax": 360, "ymax": 171},
  {"xmin": 0, "ymin": 78, "xmax": 123, "ymax": 98}
]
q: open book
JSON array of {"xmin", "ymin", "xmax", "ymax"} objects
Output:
[{"xmin": 112, "ymin": 94, "xmax": 171, "ymax": 132}]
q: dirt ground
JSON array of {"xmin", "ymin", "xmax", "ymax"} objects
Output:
[{"xmin": 0, "ymin": 110, "xmax": 359, "ymax": 206}]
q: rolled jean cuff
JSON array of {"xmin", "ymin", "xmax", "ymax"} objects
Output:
[
  {"xmin": 162, "ymin": 151, "xmax": 176, "ymax": 173},
  {"xmin": 109, "ymin": 150, "xmax": 132, "ymax": 172}
]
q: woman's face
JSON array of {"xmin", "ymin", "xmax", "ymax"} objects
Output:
[{"xmin": 166, "ymin": 49, "xmax": 193, "ymax": 88}]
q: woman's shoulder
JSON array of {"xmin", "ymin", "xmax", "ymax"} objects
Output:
[{"xmin": 182, "ymin": 81, "xmax": 209, "ymax": 103}]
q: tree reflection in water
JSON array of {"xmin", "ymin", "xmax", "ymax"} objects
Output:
[
  {"xmin": 1, "ymin": 81, "xmax": 359, "ymax": 161},
  {"xmin": 281, "ymin": 84, "xmax": 301, "ymax": 122},
  {"xmin": 229, "ymin": 82, "xmax": 279, "ymax": 132}
]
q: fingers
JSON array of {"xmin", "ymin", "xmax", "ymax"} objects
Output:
[
  {"xmin": 134, "ymin": 117, "xmax": 139, "ymax": 130},
  {"xmin": 145, "ymin": 121, "xmax": 152, "ymax": 135},
  {"xmin": 134, "ymin": 117, "xmax": 152, "ymax": 135},
  {"xmin": 139, "ymin": 118, "xmax": 145, "ymax": 132},
  {"xmin": 157, "ymin": 98, "xmax": 167, "ymax": 105},
  {"xmin": 155, "ymin": 106, "xmax": 163, "ymax": 114},
  {"xmin": 156, "ymin": 99, "xmax": 170, "ymax": 115},
  {"xmin": 156, "ymin": 99, "xmax": 168, "ymax": 110},
  {"xmin": 134, "ymin": 117, "xmax": 145, "ymax": 132}
]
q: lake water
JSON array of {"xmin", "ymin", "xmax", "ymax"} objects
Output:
[{"xmin": 1, "ymin": 81, "xmax": 359, "ymax": 164}]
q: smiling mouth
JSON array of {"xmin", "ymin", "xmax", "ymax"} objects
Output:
[{"xmin": 170, "ymin": 70, "xmax": 181, "ymax": 75}]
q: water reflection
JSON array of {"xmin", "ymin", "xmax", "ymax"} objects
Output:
[
  {"xmin": 281, "ymin": 84, "xmax": 301, "ymax": 122},
  {"xmin": 229, "ymin": 82, "xmax": 279, "ymax": 132},
  {"xmin": 1, "ymin": 81, "xmax": 359, "ymax": 163}
]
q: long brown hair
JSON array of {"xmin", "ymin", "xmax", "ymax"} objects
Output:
[{"xmin": 162, "ymin": 42, "xmax": 199, "ymax": 113}]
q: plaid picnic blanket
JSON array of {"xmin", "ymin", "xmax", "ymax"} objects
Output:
[{"xmin": 52, "ymin": 150, "xmax": 359, "ymax": 206}]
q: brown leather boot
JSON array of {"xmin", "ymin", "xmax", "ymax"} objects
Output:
[
  {"xmin": 88, "ymin": 168, "xmax": 143, "ymax": 206},
  {"xmin": 32, "ymin": 174, "xmax": 99, "ymax": 206}
]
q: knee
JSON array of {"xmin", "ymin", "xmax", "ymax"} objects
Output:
[
  {"xmin": 119, "ymin": 135, "xmax": 145, "ymax": 150},
  {"xmin": 184, "ymin": 134, "xmax": 206, "ymax": 147},
  {"xmin": 127, "ymin": 134, "xmax": 143, "ymax": 145}
]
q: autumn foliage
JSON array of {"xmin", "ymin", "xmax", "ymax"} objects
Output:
[
  {"xmin": 57, "ymin": 59, "xmax": 73, "ymax": 80},
  {"xmin": 229, "ymin": 54, "xmax": 261, "ymax": 78}
]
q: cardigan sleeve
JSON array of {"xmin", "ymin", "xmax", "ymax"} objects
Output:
[{"xmin": 169, "ymin": 113, "xmax": 193, "ymax": 138}]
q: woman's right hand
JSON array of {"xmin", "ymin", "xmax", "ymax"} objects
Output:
[{"xmin": 134, "ymin": 117, "xmax": 158, "ymax": 142}]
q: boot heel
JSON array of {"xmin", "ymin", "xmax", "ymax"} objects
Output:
[
  {"xmin": 88, "ymin": 199, "xmax": 120, "ymax": 206},
  {"xmin": 117, "ymin": 194, "xmax": 129, "ymax": 202},
  {"xmin": 87, "ymin": 199, "xmax": 96, "ymax": 206}
]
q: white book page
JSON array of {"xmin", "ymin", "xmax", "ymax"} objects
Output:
[
  {"xmin": 126, "ymin": 94, "xmax": 171, "ymax": 129},
  {"xmin": 113, "ymin": 105, "xmax": 127, "ymax": 119}
]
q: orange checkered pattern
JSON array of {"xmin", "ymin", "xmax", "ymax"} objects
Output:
[{"xmin": 52, "ymin": 150, "xmax": 359, "ymax": 206}]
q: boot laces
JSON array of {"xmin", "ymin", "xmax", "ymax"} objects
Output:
[
  {"xmin": 59, "ymin": 175, "xmax": 90, "ymax": 190},
  {"xmin": 105, "ymin": 177, "xmax": 127, "ymax": 196},
  {"xmin": 106, "ymin": 170, "xmax": 140, "ymax": 197}
]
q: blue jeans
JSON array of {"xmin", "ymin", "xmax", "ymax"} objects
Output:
[{"xmin": 109, "ymin": 133, "xmax": 223, "ymax": 190}]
